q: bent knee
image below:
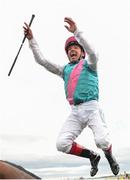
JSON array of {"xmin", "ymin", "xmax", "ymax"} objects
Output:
[
  {"xmin": 95, "ymin": 137, "xmax": 110, "ymax": 149},
  {"xmin": 56, "ymin": 139, "xmax": 72, "ymax": 153}
]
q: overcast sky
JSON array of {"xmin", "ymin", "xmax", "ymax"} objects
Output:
[{"xmin": 0, "ymin": 0, "xmax": 130, "ymax": 179}]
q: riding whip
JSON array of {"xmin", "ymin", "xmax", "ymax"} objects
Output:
[{"xmin": 8, "ymin": 14, "xmax": 35, "ymax": 76}]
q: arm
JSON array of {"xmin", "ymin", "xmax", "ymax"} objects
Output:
[
  {"xmin": 23, "ymin": 23, "xmax": 64, "ymax": 77},
  {"xmin": 29, "ymin": 38, "xmax": 64, "ymax": 77},
  {"xmin": 74, "ymin": 29, "xmax": 98, "ymax": 71},
  {"xmin": 64, "ymin": 17, "xmax": 98, "ymax": 71}
]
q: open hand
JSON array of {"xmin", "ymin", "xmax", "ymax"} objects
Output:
[
  {"xmin": 23, "ymin": 22, "xmax": 33, "ymax": 40},
  {"xmin": 64, "ymin": 17, "xmax": 77, "ymax": 33}
]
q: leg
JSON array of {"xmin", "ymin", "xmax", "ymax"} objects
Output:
[
  {"xmin": 56, "ymin": 109, "xmax": 100, "ymax": 177},
  {"xmin": 103, "ymin": 145, "xmax": 120, "ymax": 176},
  {"xmin": 88, "ymin": 109, "xmax": 120, "ymax": 175},
  {"xmin": 56, "ymin": 112, "xmax": 84, "ymax": 153}
]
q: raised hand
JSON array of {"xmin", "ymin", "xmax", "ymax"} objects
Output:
[
  {"xmin": 23, "ymin": 22, "xmax": 33, "ymax": 40},
  {"xmin": 64, "ymin": 17, "xmax": 77, "ymax": 33}
]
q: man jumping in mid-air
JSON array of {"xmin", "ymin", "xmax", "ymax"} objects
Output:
[{"xmin": 23, "ymin": 17, "xmax": 120, "ymax": 176}]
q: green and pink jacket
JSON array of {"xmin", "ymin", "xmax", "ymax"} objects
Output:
[{"xmin": 63, "ymin": 59, "xmax": 98, "ymax": 105}]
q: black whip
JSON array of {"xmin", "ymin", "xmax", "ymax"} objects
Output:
[{"xmin": 8, "ymin": 14, "xmax": 35, "ymax": 76}]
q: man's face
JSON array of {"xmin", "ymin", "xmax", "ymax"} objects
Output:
[{"xmin": 67, "ymin": 45, "xmax": 84, "ymax": 62}]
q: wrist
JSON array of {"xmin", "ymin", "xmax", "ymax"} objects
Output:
[
  {"xmin": 74, "ymin": 28, "xmax": 79, "ymax": 36},
  {"xmin": 28, "ymin": 35, "xmax": 33, "ymax": 40}
]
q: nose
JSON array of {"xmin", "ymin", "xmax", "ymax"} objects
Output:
[{"xmin": 70, "ymin": 46, "xmax": 77, "ymax": 51}]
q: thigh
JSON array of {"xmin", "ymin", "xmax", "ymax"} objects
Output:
[
  {"xmin": 58, "ymin": 111, "xmax": 85, "ymax": 142},
  {"xmin": 88, "ymin": 109, "xmax": 109, "ymax": 140}
]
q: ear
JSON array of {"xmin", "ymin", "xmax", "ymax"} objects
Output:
[{"xmin": 81, "ymin": 51, "xmax": 85, "ymax": 58}]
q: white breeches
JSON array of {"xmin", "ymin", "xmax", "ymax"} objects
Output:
[{"xmin": 56, "ymin": 100, "xmax": 111, "ymax": 153}]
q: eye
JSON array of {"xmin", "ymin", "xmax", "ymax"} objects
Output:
[
  {"xmin": 73, "ymin": 45, "xmax": 79, "ymax": 49},
  {"xmin": 68, "ymin": 45, "xmax": 79, "ymax": 51},
  {"xmin": 68, "ymin": 46, "xmax": 72, "ymax": 51},
  {"xmin": 69, "ymin": 45, "xmax": 75, "ymax": 50}
]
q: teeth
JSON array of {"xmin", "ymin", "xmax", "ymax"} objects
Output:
[
  {"xmin": 70, "ymin": 51, "xmax": 77, "ymax": 57},
  {"xmin": 71, "ymin": 53, "xmax": 76, "ymax": 57}
]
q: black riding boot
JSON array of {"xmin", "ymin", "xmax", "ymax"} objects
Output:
[
  {"xmin": 80, "ymin": 149, "xmax": 101, "ymax": 177},
  {"xmin": 69, "ymin": 142, "xmax": 101, "ymax": 177},
  {"xmin": 103, "ymin": 145, "xmax": 120, "ymax": 175},
  {"xmin": 105, "ymin": 153, "xmax": 120, "ymax": 175}
]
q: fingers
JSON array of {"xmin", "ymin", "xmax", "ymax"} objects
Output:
[
  {"xmin": 64, "ymin": 17, "xmax": 77, "ymax": 33},
  {"xmin": 23, "ymin": 22, "xmax": 33, "ymax": 40},
  {"xmin": 64, "ymin": 17, "xmax": 75, "ymax": 25},
  {"xmin": 64, "ymin": 25, "xmax": 69, "ymax": 31},
  {"xmin": 23, "ymin": 26, "xmax": 29, "ymax": 36},
  {"xmin": 64, "ymin": 17, "xmax": 74, "ymax": 22},
  {"xmin": 23, "ymin": 22, "xmax": 29, "ymax": 31},
  {"xmin": 24, "ymin": 22, "xmax": 29, "ymax": 28}
]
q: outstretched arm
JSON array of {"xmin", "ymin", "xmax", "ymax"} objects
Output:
[
  {"xmin": 64, "ymin": 17, "xmax": 98, "ymax": 71},
  {"xmin": 23, "ymin": 23, "xmax": 64, "ymax": 77}
]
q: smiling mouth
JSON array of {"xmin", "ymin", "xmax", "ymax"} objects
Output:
[{"xmin": 70, "ymin": 53, "xmax": 77, "ymax": 58}]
